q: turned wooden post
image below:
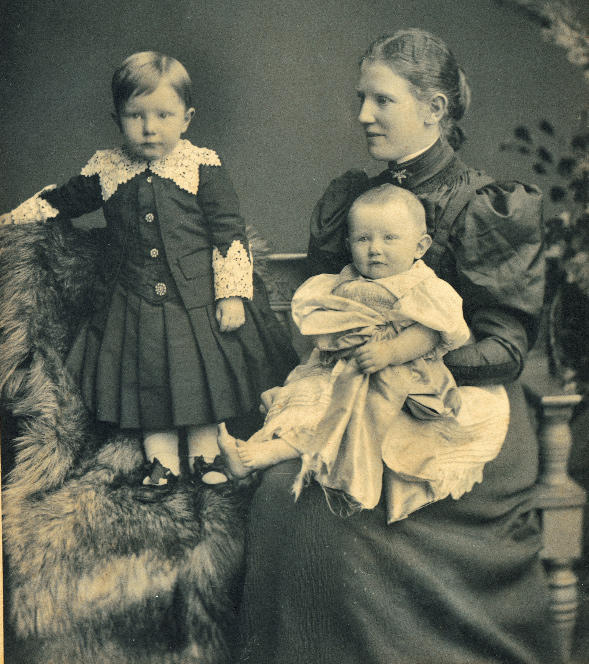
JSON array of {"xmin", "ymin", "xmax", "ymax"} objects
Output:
[{"xmin": 523, "ymin": 353, "xmax": 585, "ymax": 663}]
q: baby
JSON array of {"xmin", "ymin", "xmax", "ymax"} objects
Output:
[{"xmin": 219, "ymin": 184, "xmax": 509, "ymax": 522}]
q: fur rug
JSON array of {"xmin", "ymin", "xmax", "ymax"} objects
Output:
[{"xmin": 0, "ymin": 220, "xmax": 257, "ymax": 664}]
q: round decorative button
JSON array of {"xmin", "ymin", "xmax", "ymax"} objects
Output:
[
  {"xmin": 146, "ymin": 176, "xmax": 153, "ymax": 183},
  {"xmin": 150, "ymin": 248, "xmax": 159, "ymax": 258},
  {"xmin": 155, "ymin": 282, "xmax": 167, "ymax": 296},
  {"xmin": 145, "ymin": 213, "xmax": 154, "ymax": 223}
]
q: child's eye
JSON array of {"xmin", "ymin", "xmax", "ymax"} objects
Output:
[
  {"xmin": 354, "ymin": 236, "xmax": 368, "ymax": 242},
  {"xmin": 384, "ymin": 234, "xmax": 398, "ymax": 241},
  {"xmin": 159, "ymin": 112, "xmax": 170, "ymax": 119}
]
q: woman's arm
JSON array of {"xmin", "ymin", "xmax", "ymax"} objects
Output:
[
  {"xmin": 354, "ymin": 323, "xmax": 440, "ymax": 374},
  {"xmin": 446, "ymin": 181, "xmax": 545, "ymax": 386}
]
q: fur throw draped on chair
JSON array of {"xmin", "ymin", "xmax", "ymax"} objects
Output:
[{"xmin": 0, "ymin": 220, "xmax": 256, "ymax": 664}]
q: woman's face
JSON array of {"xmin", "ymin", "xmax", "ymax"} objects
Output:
[{"xmin": 357, "ymin": 61, "xmax": 439, "ymax": 163}]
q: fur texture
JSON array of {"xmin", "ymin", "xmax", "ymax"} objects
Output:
[{"xmin": 1, "ymin": 221, "xmax": 256, "ymax": 663}]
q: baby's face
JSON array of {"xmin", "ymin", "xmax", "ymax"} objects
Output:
[
  {"xmin": 117, "ymin": 81, "xmax": 194, "ymax": 161},
  {"xmin": 347, "ymin": 201, "xmax": 429, "ymax": 279}
]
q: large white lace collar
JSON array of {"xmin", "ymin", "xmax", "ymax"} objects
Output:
[{"xmin": 80, "ymin": 139, "xmax": 221, "ymax": 201}]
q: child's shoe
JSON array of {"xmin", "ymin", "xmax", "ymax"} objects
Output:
[
  {"xmin": 142, "ymin": 458, "xmax": 176, "ymax": 486},
  {"xmin": 134, "ymin": 458, "xmax": 178, "ymax": 502},
  {"xmin": 192, "ymin": 455, "xmax": 229, "ymax": 486}
]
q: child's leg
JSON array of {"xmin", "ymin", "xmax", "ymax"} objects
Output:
[
  {"xmin": 143, "ymin": 430, "xmax": 180, "ymax": 485},
  {"xmin": 218, "ymin": 423, "xmax": 299, "ymax": 478},
  {"xmin": 187, "ymin": 424, "xmax": 228, "ymax": 484}
]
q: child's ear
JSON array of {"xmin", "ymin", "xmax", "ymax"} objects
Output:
[
  {"xmin": 345, "ymin": 237, "xmax": 351, "ymax": 251},
  {"xmin": 414, "ymin": 233, "xmax": 432, "ymax": 259},
  {"xmin": 183, "ymin": 107, "xmax": 195, "ymax": 132},
  {"xmin": 112, "ymin": 112, "xmax": 122, "ymax": 132}
]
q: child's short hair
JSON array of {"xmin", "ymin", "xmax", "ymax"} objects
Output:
[
  {"xmin": 349, "ymin": 184, "xmax": 426, "ymax": 234},
  {"xmin": 112, "ymin": 51, "xmax": 192, "ymax": 115}
]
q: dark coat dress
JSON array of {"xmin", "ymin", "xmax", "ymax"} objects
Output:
[
  {"xmin": 20, "ymin": 140, "xmax": 298, "ymax": 430},
  {"xmin": 239, "ymin": 140, "xmax": 561, "ymax": 663}
]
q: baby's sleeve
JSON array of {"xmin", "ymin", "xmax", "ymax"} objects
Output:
[{"xmin": 395, "ymin": 275, "xmax": 471, "ymax": 354}]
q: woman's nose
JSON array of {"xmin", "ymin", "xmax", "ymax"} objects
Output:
[{"xmin": 358, "ymin": 99, "xmax": 374, "ymax": 124}]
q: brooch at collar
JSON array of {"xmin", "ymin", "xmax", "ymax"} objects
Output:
[{"xmin": 390, "ymin": 168, "xmax": 408, "ymax": 185}]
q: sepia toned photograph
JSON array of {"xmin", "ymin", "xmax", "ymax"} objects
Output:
[{"xmin": 1, "ymin": 1, "xmax": 588, "ymax": 662}]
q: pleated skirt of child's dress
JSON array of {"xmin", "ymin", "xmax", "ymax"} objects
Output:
[{"xmin": 65, "ymin": 281, "xmax": 297, "ymax": 430}]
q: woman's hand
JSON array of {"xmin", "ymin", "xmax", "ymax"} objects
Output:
[
  {"xmin": 0, "ymin": 213, "xmax": 13, "ymax": 226},
  {"xmin": 216, "ymin": 296, "xmax": 246, "ymax": 332}
]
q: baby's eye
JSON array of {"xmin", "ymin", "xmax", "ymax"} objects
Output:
[{"xmin": 384, "ymin": 234, "xmax": 398, "ymax": 241}]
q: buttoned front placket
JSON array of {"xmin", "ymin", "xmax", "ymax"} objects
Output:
[{"xmin": 136, "ymin": 170, "xmax": 177, "ymax": 303}]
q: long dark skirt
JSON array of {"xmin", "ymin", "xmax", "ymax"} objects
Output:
[{"xmin": 239, "ymin": 381, "xmax": 561, "ymax": 664}]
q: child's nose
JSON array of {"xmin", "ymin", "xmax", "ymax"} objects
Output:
[
  {"xmin": 368, "ymin": 240, "xmax": 382, "ymax": 254},
  {"xmin": 143, "ymin": 117, "xmax": 156, "ymax": 134}
]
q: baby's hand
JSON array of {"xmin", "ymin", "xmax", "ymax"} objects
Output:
[
  {"xmin": 0, "ymin": 213, "xmax": 13, "ymax": 226},
  {"xmin": 216, "ymin": 296, "xmax": 246, "ymax": 332},
  {"xmin": 354, "ymin": 340, "xmax": 397, "ymax": 374}
]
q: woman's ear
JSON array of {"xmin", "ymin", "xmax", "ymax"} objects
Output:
[
  {"xmin": 425, "ymin": 94, "xmax": 447, "ymax": 125},
  {"xmin": 414, "ymin": 233, "xmax": 432, "ymax": 259}
]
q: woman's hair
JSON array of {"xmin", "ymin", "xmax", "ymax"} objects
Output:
[
  {"xmin": 361, "ymin": 29, "xmax": 470, "ymax": 150},
  {"xmin": 112, "ymin": 51, "xmax": 192, "ymax": 115},
  {"xmin": 348, "ymin": 184, "xmax": 427, "ymax": 235}
]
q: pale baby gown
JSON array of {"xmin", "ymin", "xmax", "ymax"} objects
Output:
[{"xmin": 249, "ymin": 260, "xmax": 509, "ymax": 523}]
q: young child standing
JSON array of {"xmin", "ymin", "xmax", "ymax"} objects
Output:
[
  {"xmin": 0, "ymin": 51, "xmax": 297, "ymax": 490},
  {"xmin": 219, "ymin": 184, "xmax": 510, "ymax": 522}
]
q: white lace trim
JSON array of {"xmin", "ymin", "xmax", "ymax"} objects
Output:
[
  {"xmin": 11, "ymin": 185, "xmax": 60, "ymax": 224},
  {"xmin": 212, "ymin": 239, "xmax": 254, "ymax": 300},
  {"xmin": 80, "ymin": 139, "xmax": 221, "ymax": 201}
]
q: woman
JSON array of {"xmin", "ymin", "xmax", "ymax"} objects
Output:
[{"xmin": 239, "ymin": 29, "xmax": 559, "ymax": 664}]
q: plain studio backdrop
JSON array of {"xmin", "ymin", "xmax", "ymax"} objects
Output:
[{"xmin": 0, "ymin": 0, "xmax": 585, "ymax": 252}]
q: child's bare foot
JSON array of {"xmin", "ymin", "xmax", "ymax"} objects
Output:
[
  {"xmin": 217, "ymin": 423, "xmax": 251, "ymax": 479},
  {"xmin": 237, "ymin": 438, "xmax": 299, "ymax": 471}
]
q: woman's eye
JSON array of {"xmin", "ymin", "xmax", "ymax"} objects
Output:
[{"xmin": 376, "ymin": 95, "xmax": 392, "ymax": 106}]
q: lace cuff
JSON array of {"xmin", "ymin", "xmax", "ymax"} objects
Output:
[
  {"xmin": 10, "ymin": 186, "xmax": 60, "ymax": 224},
  {"xmin": 212, "ymin": 239, "xmax": 254, "ymax": 300}
]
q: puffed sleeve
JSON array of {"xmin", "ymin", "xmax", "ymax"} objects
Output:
[
  {"xmin": 9, "ymin": 173, "xmax": 103, "ymax": 225},
  {"xmin": 444, "ymin": 182, "xmax": 544, "ymax": 385},
  {"xmin": 198, "ymin": 162, "xmax": 253, "ymax": 300},
  {"xmin": 307, "ymin": 169, "xmax": 373, "ymax": 275}
]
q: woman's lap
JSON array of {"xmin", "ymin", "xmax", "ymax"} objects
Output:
[{"xmin": 239, "ymin": 382, "xmax": 561, "ymax": 664}]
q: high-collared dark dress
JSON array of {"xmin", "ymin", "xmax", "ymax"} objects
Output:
[{"xmin": 239, "ymin": 140, "xmax": 560, "ymax": 664}]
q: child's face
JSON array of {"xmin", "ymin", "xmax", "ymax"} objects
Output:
[
  {"xmin": 347, "ymin": 201, "xmax": 431, "ymax": 279},
  {"xmin": 116, "ymin": 80, "xmax": 195, "ymax": 161}
]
